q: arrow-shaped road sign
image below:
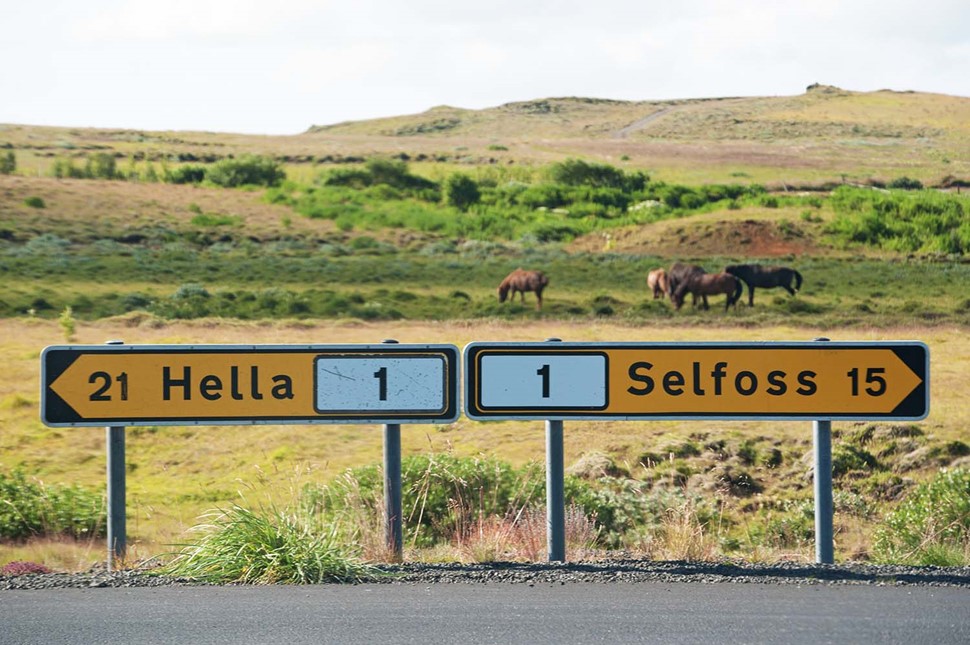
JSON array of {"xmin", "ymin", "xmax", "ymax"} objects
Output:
[
  {"xmin": 464, "ymin": 341, "xmax": 929, "ymax": 421},
  {"xmin": 42, "ymin": 344, "xmax": 460, "ymax": 427}
]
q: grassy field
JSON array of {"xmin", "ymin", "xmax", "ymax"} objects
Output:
[
  {"xmin": 1, "ymin": 318, "xmax": 967, "ymax": 569},
  {"xmin": 1, "ymin": 85, "xmax": 968, "ymax": 571}
]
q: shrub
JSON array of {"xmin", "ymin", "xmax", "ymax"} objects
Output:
[
  {"xmin": 165, "ymin": 164, "xmax": 207, "ymax": 184},
  {"xmin": 873, "ymin": 468, "xmax": 970, "ymax": 565},
  {"xmin": 50, "ymin": 158, "xmax": 85, "ymax": 179},
  {"xmin": 0, "ymin": 469, "xmax": 105, "ymax": 540},
  {"xmin": 85, "ymin": 153, "xmax": 118, "ymax": 180},
  {"xmin": 0, "ymin": 150, "xmax": 15, "ymax": 174},
  {"xmin": 831, "ymin": 445, "xmax": 880, "ymax": 477},
  {"xmin": 1, "ymin": 561, "xmax": 53, "ymax": 575},
  {"xmin": 826, "ymin": 186, "xmax": 969, "ymax": 255},
  {"xmin": 191, "ymin": 213, "xmax": 241, "ymax": 227},
  {"xmin": 887, "ymin": 176, "xmax": 923, "ymax": 190},
  {"xmin": 443, "ymin": 173, "xmax": 481, "ymax": 211},
  {"xmin": 173, "ymin": 283, "xmax": 210, "ymax": 299},
  {"xmin": 206, "ymin": 155, "xmax": 285, "ymax": 188},
  {"xmin": 549, "ymin": 158, "xmax": 647, "ymax": 191},
  {"xmin": 58, "ymin": 306, "xmax": 76, "ymax": 341},
  {"xmin": 23, "ymin": 196, "xmax": 45, "ymax": 208},
  {"xmin": 316, "ymin": 454, "xmax": 545, "ymax": 548}
]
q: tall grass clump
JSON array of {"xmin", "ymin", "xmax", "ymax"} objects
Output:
[
  {"xmin": 160, "ymin": 500, "xmax": 376, "ymax": 584},
  {"xmin": 0, "ymin": 469, "xmax": 105, "ymax": 540},
  {"xmin": 872, "ymin": 468, "xmax": 970, "ymax": 565},
  {"xmin": 315, "ymin": 454, "xmax": 546, "ymax": 549}
]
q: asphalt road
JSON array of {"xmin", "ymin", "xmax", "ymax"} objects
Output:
[{"xmin": 2, "ymin": 581, "xmax": 969, "ymax": 645}]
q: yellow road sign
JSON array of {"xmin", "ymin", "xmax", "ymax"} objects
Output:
[
  {"xmin": 42, "ymin": 344, "xmax": 460, "ymax": 426},
  {"xmin": 464, "ymin": 341, "xmax": 928, "ymax": 420}
]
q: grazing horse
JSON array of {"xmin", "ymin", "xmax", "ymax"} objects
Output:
[
  {"xmin": 647, "ymin": 268, "xmax": 669, "ymax": 299},
  {"xmin": 724, "ymin": 264, "xmax": 803, "ymax": 307},
  {"xmin": 667, "ymin": 262, "xmax": 709, "ymax": 309},
  {"xmin": 498, "ymin": 268, "xmax": 550, "ymax": 310},
  {"xmin": 672, "ymin": 272, "xmax": 743, "ymax": 311}
]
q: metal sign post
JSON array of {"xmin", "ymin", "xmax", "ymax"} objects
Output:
[
  {"xmin": 383, "ymin": 422, "xmax": 403, "ymax": 561},
  {"xmin": 546, "ymin": 419, "xmax": 565, "ymax": 562},
  {"xmin": 42, "ymin": 342, "xmax": 460, "ymax": 567},
  {"xmin": 464, "ymin": 340, "xmax": 929, "ymax": 563},
  {"xmin": 106, "ymin": 424, "xmax": 125, "ymax": 570},
  {"xmin": 544, "ymin": 338, "xmax": 566, "ymax": 563},
  {"xmin": 103, "ymin": 340, "xmax": 126, "ymax": 571},
  {"xmin": 814, "ymin": 419, "xmax": 834, "ymax": 564},
  {"xmin": 381, "ymin": 340, "xmax": 404, "ymax": 562}
]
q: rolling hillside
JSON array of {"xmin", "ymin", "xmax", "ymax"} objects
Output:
[{"xmin": 3, "ymin": 85, "xmax": 969, "ymax": 185}]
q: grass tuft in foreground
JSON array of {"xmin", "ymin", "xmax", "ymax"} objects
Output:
[{"xmin": 159, "ymin": 501, "xmax": 378, "ymax": 584}]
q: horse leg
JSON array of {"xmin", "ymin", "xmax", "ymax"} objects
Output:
[
  {"xmin": 702, "ymin": 294, "xmax": 709, "ymax": 310},
  {"xmin": 748, "ymin": 287, "xmax": 755, "ymax": 307}
]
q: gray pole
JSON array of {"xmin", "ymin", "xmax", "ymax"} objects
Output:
[
  {"xmin": 105, "ymin": 339, "xmax": 126, "ymax": 571},
  {"xmin": 381, "ymin": 339, "xmax": 403, "ymax": 562},
  {"xmin": 813, "ymin": 419, "xmax": 834, "ymax": 564},
  {"xmin": 812, "ymin": 337, "xmax": 834, "ymax": 564},
  {"xmin": 544, "ymin": 337, "xmax": 566, "ymax": 563},
  {"xmin": 383, "ymin": 422, "xmax": 403, "ymax": 562},
  {"xmin": 546, "ymin": 419, "xmax": 566, "ymax": 562}
]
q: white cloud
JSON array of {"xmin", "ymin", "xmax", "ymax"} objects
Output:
[{"xmin": 71, "ymin": 0, "xmax": 323, "ymax": 42}]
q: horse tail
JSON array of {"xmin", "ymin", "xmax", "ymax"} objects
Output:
[
  {"xmin": 731, "ymin": 276, "xmax": 743, "ymax": 305},
  {"xmin": 793, "ymin": 270, "xmax": 803, "ymax": 292}
]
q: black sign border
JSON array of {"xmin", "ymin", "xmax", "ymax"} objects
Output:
[
  {"xmin": 463, "ymin": 341, "xmax": 930, "ymax": 421},
  {"xmin": 41, "ymin": 344, "xmax": 460, "ymax": 427}
]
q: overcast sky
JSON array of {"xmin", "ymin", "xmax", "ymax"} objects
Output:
[{"xmin": 2, "ymin": 0, "xmax": 967, "ymax": 134}]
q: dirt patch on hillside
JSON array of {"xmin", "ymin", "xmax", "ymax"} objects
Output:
[{"xmin": 569, "ymin": 217, "xmax": 822, "ymax": 259}]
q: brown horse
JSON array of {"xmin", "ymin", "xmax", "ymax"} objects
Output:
[
  {"xmin": 672, "ymin": 272, "xmax": 743, "ymax": 311},
  {"xmin": 647, "ymin": 268, "xmax": 669, "ymax": 299},
  {"xmin": 667, "ymin": 262, "xmax": 709, "ymax": 309},
  {"xmin": 498, "ymin": 268, "xmax": 550, "ymax": 310}
]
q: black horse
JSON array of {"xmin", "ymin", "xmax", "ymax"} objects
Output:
[
  {"xmin": 724, "ymin": 264, "xmax": 803, "ymax": 307},
  {"xmin": 667, "ymin": 262, "xmax": 709, "ymax": 309}
]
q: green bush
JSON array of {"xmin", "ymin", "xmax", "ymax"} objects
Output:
[
  {"xmin": 873, "ymin": 468, "xmax": 970, "ymax": 565},
  {"xmin": 0, "ymin": 150, "xmax": 16, "ymax": 175},
  {"xmin": 549, "ymin": 158, "xmax": 647, "ymax": 191},
  {"xmin": 443, "ymin": 173, "xmax": 481, "ymax": 211},
  {"xmin": 316, "ymin": 454, "xmax": 545, "ymax": 548},
  {"xmin": 166, "ymin": 164, "xmax": 207, "ymax": 184},
  {"xmin": 191, "ymin": 213, "xmax": 241, "ymax": 227},
  {"xmin": 826, "ymin": 186, "xmax": 970, "ymax": 255},
  {"xmin": 0, "ymin": 469, "xmax": 105, "ymax": 540},
  {"xmin": 887, "ymin": 176, "xmax": 923, "ymax": 190},
  {"xmin": 206, "ymin": 155, "xmax": 285, "ymax": 188},
  {"xmin": 85, "ymin": 153, "xmax": 118, "ymax": 180},
  {"xmin": 23, "ymin": 196, "xmax": 45, "ymax": 208},
  {"xmin": 50, "ymin": 158, "xmax": 85, "ymax": 179}
]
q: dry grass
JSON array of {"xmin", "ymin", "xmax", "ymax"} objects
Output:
[
  {"xmin": 0, "ymin": 317, "xmax": 966, "ymax": 569},
  {"xmin": 4, "ymin": 87, "xmax": 968, "ymax": 185}
]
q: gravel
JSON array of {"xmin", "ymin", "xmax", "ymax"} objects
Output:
[{"xmin": 3, "ymin": 560, "xmax": 970, "ymax": 590}]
